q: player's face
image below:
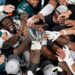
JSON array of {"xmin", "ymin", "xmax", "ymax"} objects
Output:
[
  {"xmin": 27, "ymin": 0, "xmax": 39, "ymax": 8},
  {"xmin": 1, "ymin": 17, "xmax": 15, "ymax": 33}
]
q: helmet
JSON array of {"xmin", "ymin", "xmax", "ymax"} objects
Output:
[{"xmin": 5, "ymin": 59, "xmax": 20, "ymax": 74}]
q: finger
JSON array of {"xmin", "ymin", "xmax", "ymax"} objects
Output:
[
  {"xmin": 56, "ymin": 52, "xmax": 61, "ymax": 56},
  {"xmin": 9, "ymin": 8, "xmax": 15, "ymax": 11},
  {"xmin": 59, "ymin": 19, "xmax": 65, "ymax": 23},
  {"xmin": 65, "ymin": 22, "xmax": 70, "ymax": 24},
  {"xmin": 27, "ymin": 22, "xmax": 33, "ymax": 27},
  {"xmin": 9, "ymin": 5, "xmax": 15, "ymax": 9},
  {"xmin": 40, "ymin": 17, "xmax": 45, "ymax": 22},
  {"xmin": 58, "ymin": 15, "xmax": 64, "ymax": 21},
  {"xmin": 56, "ymin": 49, "xmax": 64, "ymax": 54},
  {"xmin": 59, "ymin": 16, "xmax": 65, "ymax": 20},
  {"xmin": 57, "ymin": 49, "xmax": 62, "ymax": 52},
  {"xmin": 59, "ymin": 19, "xmax": 64, "ymax": 22},
  {"xmin": 55, "ymin": 55, "xmax": 59, "ymax": 58},
  {"xmin": 56, "ymin": 51, "xmax": 64, "ymax": 59}
]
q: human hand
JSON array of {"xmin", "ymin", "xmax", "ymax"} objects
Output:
[
  {"xmin": 58, "ymin": 0, "xmax": 67, "ymax": 5},
  {"xmin": 56, "ymin": 48, "xmax": 66, "ymax": 61},
  {"xmin": 62, "ymin": 45, "xmax": 70, "ymax": 58},
  {"xmin": 57, "ymin": 10, "xmax": 72, "ymax": 23},
  {"xmin": 26, "ymin": 17, "xmax": 35, "ymax": 27},
  {"xmin": 56, "ymin": 45, "xmax": 70, "ymax": 62},
  {"xmin": 45, "ymin": 31, "xmax": 60, "ymax": 42},
  {"xmin": 64, "ymin": 19, "xmax": 75, "ymax": 26},
  {"xmin": 26, "ymin": 14, "xmax": 45, "ymax": 27},
  {"xmin": 36, "ymin": 13, "xmax": 45, "ymax": 22},
  {"xmin": 3, "ymin": 4, "xmax": 15, "ymax": 12}
]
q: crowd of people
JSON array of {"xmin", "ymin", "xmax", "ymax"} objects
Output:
[{"xmin": 0, "ymin": 0, "xmax": 75, "ymax": 75}]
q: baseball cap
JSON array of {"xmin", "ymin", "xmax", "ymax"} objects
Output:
[
  {"xmin": 5, "ymin": 58, "xmax": 20, "ymax": 74},
  {"xmin": 56, "ymin": 5, "xmax": 68, "ymax": 14},
  {"xmin": 5, "ymin": 54, "xmax": 20, "ymax": 74}
]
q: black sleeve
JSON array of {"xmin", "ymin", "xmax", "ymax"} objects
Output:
[{"xmin": 68, "ymin": 5, "xmax": 75, "ymax": 19}]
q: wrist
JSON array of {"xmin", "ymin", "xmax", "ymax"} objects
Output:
[
  {"xmin": 59, "ymin": 30, "xmax": 66, "ymax": 35},
  {"xmin": 58, "ymin": 57, "xmax": 64, "ymax": 62}
]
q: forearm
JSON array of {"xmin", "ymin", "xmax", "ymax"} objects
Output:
[
  {"xmin": 6, "ymin": 35, "xmax": 19, "ymax": 45},
  {"xmin": 28, "ymin": 50, "xmax": 40, "ymax": 74},
  {"xmin": 55, "ymin": 36, "xmax": 69, "ymax": 46},
  {"xmin": 58, "ymin": 62, "xmax": 73, "ymax": 75},
  {"xmin": 13, "ymin": 42, "xmax": 26, "ymax": 55},
  {"xmin": 59, "ymin": 28, "xmax": 75, "ymax": 35}
]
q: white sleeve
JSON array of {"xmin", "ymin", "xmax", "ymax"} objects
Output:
[
  {"xmin": 39, "ymin": 4, "xmax": 54, "ymax": 16},
  {"xmin": 64, "ymin": 56, "xmax": 75, "ymax": 75},
  {"xmin": 0, "ymin": 5, "xmax": 4, "ymax": 12},
  {"xmin": 66, "ymin": 0, "xmax": 75, "ymax": 5}
]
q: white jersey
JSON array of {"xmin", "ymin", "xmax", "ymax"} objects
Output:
[
  {"xmin": 70, "ymin": 51, "xmax": 75, "ymax": 61},
  {"xmin": 0, "ymin": 5, "xmax": 3, "ymax": 12},
  {"xmin": 66, "ymin": 0, "xmax": 75, "ymax": 5}
]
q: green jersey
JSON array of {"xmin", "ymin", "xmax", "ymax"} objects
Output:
[
  {"xmin": 17, "ymin": 0, "xmax": 49, "ymax": 17},
  {"xmin": 17, "ymin": 0, "xmax": 34, "ymax": 16}
]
